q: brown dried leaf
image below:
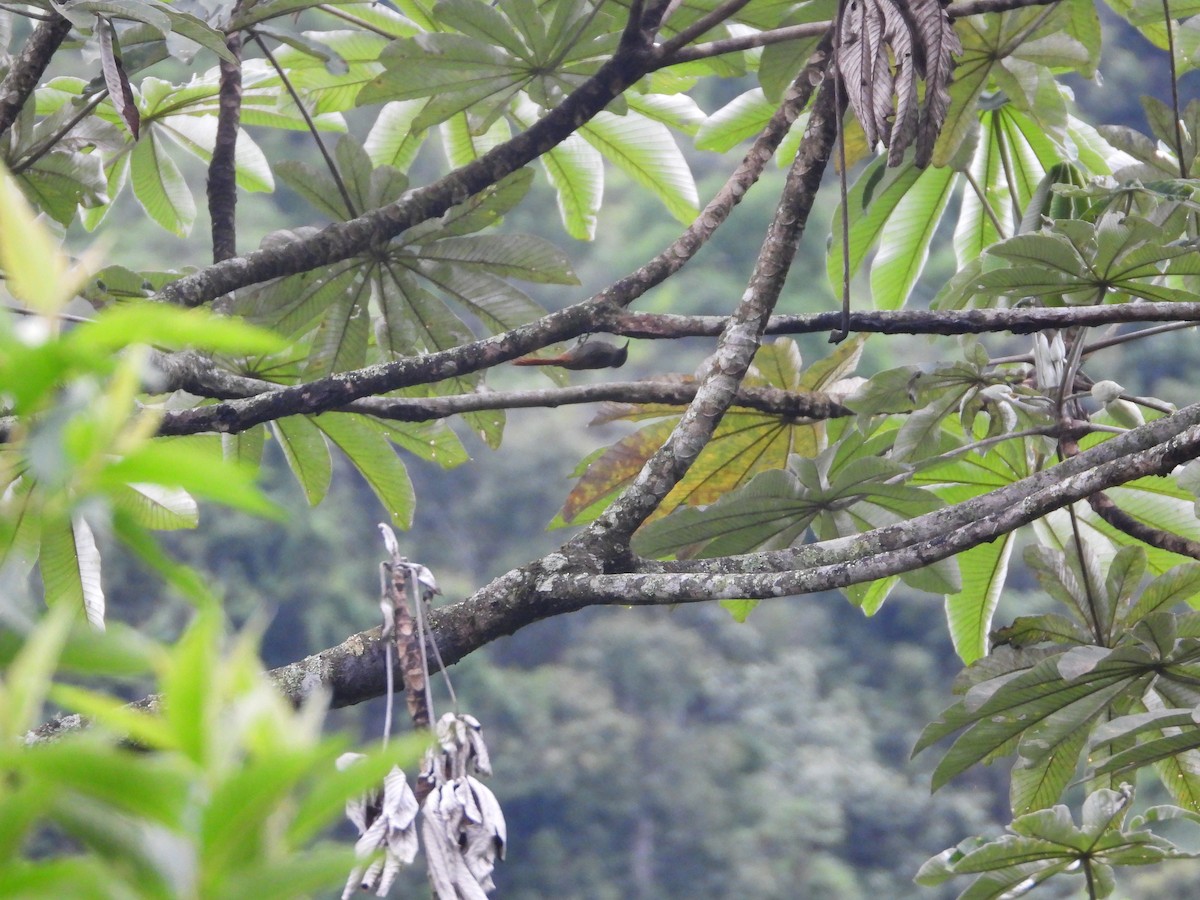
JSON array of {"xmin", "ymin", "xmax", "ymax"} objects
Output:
[{"xmin": 97, "ymin": 17, "xmax": 139, "ymax": 140}]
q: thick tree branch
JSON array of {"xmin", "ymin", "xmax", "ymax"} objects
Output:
[
  {"xmin": 640, "ymin": 404, "xmax": 1200, "ymax": 576},
  {"xmin": 1085, "ymin": 490, "xmax": 1200, "ymax": 560},
  {"xmin": 152, "ymin": 53, "xmax": 825, "ymax": 436},
  {"xmin": 615, "ymin": 304, "xmax": 1200, "ymax": 338},
  {"xmin": 157, "ymin": 25, "xmax": 663, "ymax": 307},
  {"xmin": 570, "ymin": 51, "xmax": 838, "ymax": 552},
  {"xmin": 31, "ymin": 401, "xmax": 1200, "ymax": 738},
  {"xmin": 0, "ymin": 12, "xmax": 72, "ymax": 138},
  {"xmin": 543, "ymin": 409, "xmax": 1200, "ymax": 602},
  {"xmin": 152, "ymin": 350, "xmax": 850, "ymax": 420},
  {"xmin": 151, "ymin": 304, "xmax": 1200, "ymax": 437},
  {"xmin": 208, "ymin": 14, "xmax": 244, "ymax": 264}
]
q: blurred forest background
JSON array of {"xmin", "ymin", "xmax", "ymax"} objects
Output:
[{"xmin": 23, "ymin": 5, "xmax": 1200, "ymax": 897}]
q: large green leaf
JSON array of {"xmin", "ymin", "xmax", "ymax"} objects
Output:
[
  {"xmin": 38, "ymin": 516, "xmax": 105, "ymax": 629},
  {"xmin": 917, "ymin": 788, "xmax": 1194, "ymax": 897},
  {"xmin": 313, "ymin": 414, "xmax": 415, "ymax": 528},
  {"xmin": 130, "ymin": 130, "xmax": 195, "ymax": 235},
  {"xmin": 565, "ymin": 340, "xmax": 831, "ymax": 527},
  {"xmin": 579, "ymin": 111, "xmax": 699, "ymax": 224},
  {"xmin": 271, "ymin": 417, "xmax": 332, "ymax": 507},
  {"xmin": 509, "ymin": 94, "xmax": 602, "ymax": 239},
  {"xmin": 921, "ymin": 648, "xmax": 1156, "ymax": 787},
  {"xmin": 869, "ymin": 163, "xmax": 955, "ymax": 310},
  {"xmin": 827, "ymin": 159, "xmax": 924, "ymax": 302}
]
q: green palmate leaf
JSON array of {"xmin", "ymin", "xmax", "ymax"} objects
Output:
[
  {"xmin": 1125, "ymin": 563, "xmax": 1200, "ymax": 627},
  {"xmin": 222, "ymin": 426, "xmax": 266, "ymax": 471},
  {"xmin": 633, "ymin": 468, "xmax": 818, "ymax": 559},
  {"xmin": 624, "ymin": 93, "xmax": 705, "ymax": 135},
  {"xmin": 695, "ymin": 89, "xmax": 775, "ymax": 152},
  {"xmin": 947, "ymin": 535, "xmax": 1015, "ymax": 664},
  {"xmin": 869, "ymin": 162, "xmax": 955, "ymax": 310},
  {"xmin": 113, "ymin": 483, "xmax": 198, "ymax": 531},
  {"xmin": 374, "ymin": 276, "xmax": 472, "ymax": 357},
  {"xmin": 510, "ymin": 94, "xmax": 602, "ymax": 239},
  {"xmin": 954, "ymin": 109, "xmax": 1038, "ymax": 267},
  {"xmin": 579, "ymin": 111, "xmax": 699, "ymax": 224},
  {"xmin": 440, "ymin": 113, "xmax": 512, "ymax": 168},
  {"xmin": 130, "ymin": 130, "xmax": 195, "ymax": 235},
  {"xmin": 271, "ymin": 417, "xmax": 332, "ymax": 506},
  {"xmin": 634, "ymin": 429, "xmax": 948, "ymax": 571},
  {"xmin": 241, "ymin": 259, "xmax": 364, "ymax": 338},
  {"xmin": 398, "ymin": 259, "xmax": 546, "ymax": 335},
  {"xmin": 1010, "ymin": 725, "xmax": 1088, "ymax": 815},
  {"xmin": 273, "ymin": 29, "xmax": 392, "ymax": 114},
  {"xmin": 364, "ymin": 100, "xmax": 427, "ymax": 172},
  {"xmin": 1093, "ymin": 727, "xmax": 1200, "ymax": 780},
  {"xmin": 153, "ymin": 117, "xmax": 274, "ymax": 193},
  {"xmin": 415, "ymin": 234, "xmax": 578, "ymax": 285},
  {"xmin": 302, "ymin": 273, "xmax": 372, "ymax": 378},
  {"xmin": 918, "ymin": 787, "xmax": 1194, "ymax": 897},
  {"xmin": 539, "ymin": 131, "xmax": 603, "ymax": 240},
  {"xmin": 922, "ymin": 646, "xmax": 1158, "ymax": 792},
  {"xmin": 39, "ymin": 516, "xmax": 105, "ymax": 629},
  {"xmin": 368, "ymin": 416, "xmax": 467, "ymax": 469},
  {"xmin": 313, "ymin": 414, "xmax": 415, "ymax": 528},
  {"xmin": 827, "ymin": 158, "xmax": 923, "ymax": 300},
  {"xmin": 993, "ymin": 613, "xmax": 1092, "ymax": 649},
  {"xmin": 358, "ymin": 32, "xmax": 528, "ymax": 127},
  {"xmin": 0, "ymin": 478, "xmax": 41, "ymax": 578},
  {"xmin": 18, "ymin": 149, "xmax": 108, "ymax": 228},
  {"xmin": 436, "ymin": 0, "xmax": 530, "ymax": 57}
]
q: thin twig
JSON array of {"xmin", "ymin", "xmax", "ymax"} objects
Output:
[
  {"xmin": 209, "ymin": 7, "xmax": 245, "ymax": 263},
  {"xmin": 663, "ymin": 0, "xmax": 1059, "ymax": 65},
  {"xmin": 657, "ymin": 0, "xmax": 757, "ymax": 56},
  {"xmin": 252, "ymin": 31, "xmax": 358, "ymax": 218},
  {"xmin": 962, "ymin": 167, "xmax": 1008, "ymax": 239},
  {"xmin": 317, "ymin": 4, "xmax": 408, "ymax": 38},
  {"xmin": 831, "ymin": 3, "xmax": 851, "ymax": 344},
  {"xmin": 11, "ymin": 92, "xmax": 107, "ymax": 175},
  {"xmin": 1161, "ymin": 0, "xmax": 1189, "ymax": 178},
  {"xmin": 0, "ymin": 12, "xmax": 72, "ymax": 138}
]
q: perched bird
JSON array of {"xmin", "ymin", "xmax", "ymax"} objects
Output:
[{"xmin": 512, "ymin": 339, "xmax": 629, "ymax": 370}]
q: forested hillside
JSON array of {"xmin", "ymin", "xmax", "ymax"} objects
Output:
[{"xmin": 6, "ymin": 0, "xmax": 1200, "ymax": 897}]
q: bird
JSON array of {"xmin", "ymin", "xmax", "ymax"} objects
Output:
[{"xmin": 512, "ymin": 339, "xmax": 629, "ymax": 370}]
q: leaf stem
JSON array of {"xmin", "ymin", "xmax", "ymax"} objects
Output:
[
  {"xmin": 962, "ymin": 167, "xmax": 1008, "ymax": 240},
  {"xmin": 1161, "ymin": 0, "xmax": 1189, "ymax": 178},
  {"xmin": 11, "ymin": 91, "xmax": 107, "ymax": 175},
  {"xmin": 251, "ymin": 31, "xmax": 358, "ymax": 219}
]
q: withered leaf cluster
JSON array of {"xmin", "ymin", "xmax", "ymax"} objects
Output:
[{"xmin": 836, "ymin": 0, "xmax": 962, "ymax": 167}]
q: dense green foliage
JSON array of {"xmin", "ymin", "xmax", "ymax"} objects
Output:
[{"xmin": 5, "ymin": 0, "xmax": 1200, "ymax": 896}]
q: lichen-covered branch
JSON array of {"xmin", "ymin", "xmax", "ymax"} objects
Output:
[
  {"xmin": 208, "ymin": 17, "xmax": 244, "ymax": 263},
  {"xmin": 0, "ymin": 12, "xmax": 72, "ymax": 138},
  {"xmin": 570, "ymin": 48, "xmax": 838, "ymax": 551}
]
